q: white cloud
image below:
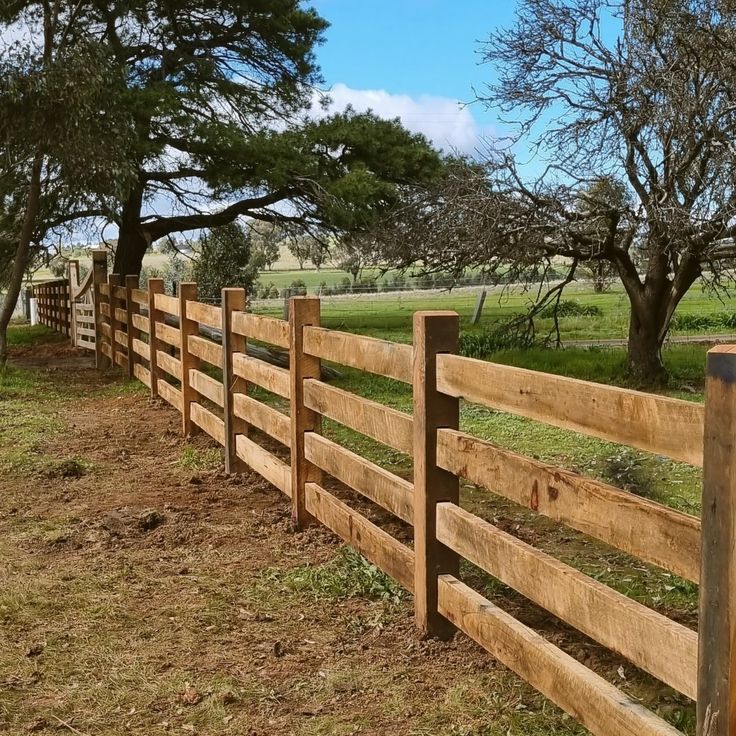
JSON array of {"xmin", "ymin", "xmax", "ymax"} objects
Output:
[{"xmin": 312, "ymin": 83, "xmax": 492, "ymax": 155}]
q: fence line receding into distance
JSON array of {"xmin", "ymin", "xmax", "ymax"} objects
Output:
[{"xmin": 33, "ymin": 251, "xmax": 729, "ymax": 736}]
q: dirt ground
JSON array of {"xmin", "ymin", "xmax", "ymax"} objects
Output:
[{"xmin": 0, "ymin": 336, "xmax": 691, "ymax": 735}]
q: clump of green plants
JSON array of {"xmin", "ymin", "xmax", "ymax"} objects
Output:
[
  {"xmin": 671, "ymin": 311, "xmax": 736, "ymax": 331},
  {"xmin": 459, "ymin": 326, "xmax": 534, "ymax": 359},
  {"xmin": 177, "ymin": 446, "xmax": 223, "ymax": 471},
  {"xmin": 264, "ymin": 546, "xmax": 403, "ymax": 603},
  {"xmin": 538, "ymin": 299, "xmax": 603, "ymax": 318}
]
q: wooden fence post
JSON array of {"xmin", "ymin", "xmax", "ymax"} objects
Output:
[
  {"xmin": 698, "ymin": 345, "xmax": 736, "ymax": 736},
  {"xmin": 413, "ymin": 310, "xmax": 460, "ymax": 638},
  {"xmin": 178, "ymin": 282, "xmax": 199, "ymax": 436},
  {"xmin": 289, "ymin": 296, "xmax": 321, "ymax": 529},
  {"xmin": 125, "ymin": 275, "xmax": 139, "ymax": 380},
  {"xmin": 147, "ymin": 278, "xmax": 164, "ymax": 399},
  {"xmin": 108, "ymin": 274, "xmax": 123, "ymax": 369},
  {"xmin": 222, "ymin": 288, "xmax": 248, "ymax": 473},
  {"xmin": 92, "ymin": 251, "xmax": 109, "ymax": 369},
  {"xmin": 68, "ymin": 261, "xmax": 79, "ymax": 347}
]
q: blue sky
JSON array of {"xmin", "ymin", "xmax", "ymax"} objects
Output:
[{"xmin": 310, "ymin": 1, "xmax": 518, "ymax": 153}]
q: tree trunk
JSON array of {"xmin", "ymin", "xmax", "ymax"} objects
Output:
[
  {"xmin": 113, "ymin": 184, "xmax": 148, "ymax": 276},
  {"xmin": 0, "ymin": 152, "xmax": 44, "ymax": 366},
  {"xmin": 626, "ymin": 307, "xmax": 668, "ymax": 386}
]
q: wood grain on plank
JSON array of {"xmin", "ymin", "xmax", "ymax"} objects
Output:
[
  {"xmin": 436, "ymin": 502, "xmax": 697, "ymax": 698},
  {"xmin": 156, "ymin": 350, "xmax": 182, "ymax": 381},
  {"xmin": 190, "ymin": 402, "xmax": 225, "ymax": 445},
  {"xmin": 188, "ymin": 335, "xmax": 223, "ymax": 368},
  {"xmin": 132, "ymin": 338, "xmax": 150, "ymax": 361},
  {"xmin": 133, "ymin": 363, "xmax": 151, "ymax": 388},
  {"xmin": 302, "ymin": 379, "xmax": 413, "ymax": 454},
  {"xmin": 438, "ymin": 576, "xmax": 682, "ymax": 736},
  {"xmin": 437, "ymin": 429, "xmax": 701, "ymax": 582},
  {"xmin": 155, "ymin": 321, "xmax": 181, "ymax": 348},
  {"xmin": 189, "ymin": 369, "xmax": 224, "ymax": 407},
  {"xmin": 157, "ymin": 379, "xmax": 183, "ymax": 412},
  {"xmin": 436, "ymin": 353, "xmax": 704, "ymax": 465},
  {"xmin": 233, "ymin": 353, "xmax": 290, "ymax": 398},
  {"xmin": 131, "ymin": 313, "xmax": 149, "ymax": 333},
  {"xmin": 303, "ymin": 326, "xmax": 412, "ymax": 382},
  {"xmin": 231, "ymin": 311, "xmax": 289, "ymax": 347},
  {"xmin": 235, "ymin": 434, "xmax": 291, "ymax": 496},
  {"xmin": 186, "ymin": 300, "xmax": 222, "ymax": 330},
  {"xmin": 153, "ymin": 292, "xmax": 180, "ymax": 316},
  {"xmin": 304, "ymin": 432, "xmax": 413, "ymax": 523},
  {"xmin": 232, "ymin": 393, "xmax": 290, "ymax": 446}
]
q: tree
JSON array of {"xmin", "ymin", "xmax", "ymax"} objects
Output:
[
  {"xmin": 287, "ymin": 235, "xmax": 311, "ymax": 270},
  {"xmin": 0, "ymin": 4, "xmax": 134, "ymax": 363},
  {"xmin": 0, "ymin": 1, "xmax": 443, "ymax": 275},
  {"xmin": 333, "ymin": 236, "xmax": 371, "ymax": 283},
  {"xmin": 249, "ymin": 221, "xmax": 283, "ymax": 271},
  {"xmin": 308, "ymin": 237, "xmax": 329, "ymax": 271},
  {"xmin": 193, "ymin": 223, "xmax": 259, "ymax": 301},
  {"xmin": 379, "ymin": 1, "xmax": 736, "ymax": 384}
]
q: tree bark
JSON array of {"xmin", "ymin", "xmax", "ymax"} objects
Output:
[
  {"xmin": 0, "ymin": 153, "xmax": 44, "ymax": 366},
  {"xmin": 113, "ymin": 183, "xmax": 149, "ymax": 276},
  {"xmin": 626, "ymin": 305, "xmax": 668, "ymax": 386}
]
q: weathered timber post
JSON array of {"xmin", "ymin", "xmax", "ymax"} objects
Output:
[
  {"xmin": 413, "ymin": 310, "xmax": 460, "ymax": 638},
  {"xmin": 178, "ymin": 282, "xmax": 199, "ymax": 436},
  {"xmin": 222, "ymin": 287, "xmax": 248, "ymax": 473},
  {"xmin": 108, "ymin": 274, "xmax": 123, "ymax": 369},
  {"xmin": 698, "ymin": 344, "xmax": 736, "ymax": 736},
  {"xmin": 67, "ymin": 261, "xmax": 80, "ymax": 347},
  {"xmin": 125, "ymin": 275, "xmax": 139, "ymax": 380},
  {"xmin": 147, "ymin": 278, "xmax": 165, "ymax": 399},
  {"xmin": 92, "ymin": 251, "xmax": 109, "ymax": 368},
  {"xmin": 289, "ymin": 296, "xmax": 322, "ymax": 529}
]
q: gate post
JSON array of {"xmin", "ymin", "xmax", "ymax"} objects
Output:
[
  {"xmin": 698, "ymin": 345, "xmax": 736, "ymax": 736},
  {"xmin": 413, "ymin": 311, "xmax": 460, "ymax": 638},
  {"xmin": 92, "ymin": 251, "xmax": 109, "ymax": 369},
  {"xmin": 147, "ymin": 278, "xmax": 165, "ymax": 399},
  {"xmin": 178, "ymin": 282, "xmax": 199, "ymax": 436},
  {"xmin": 125, "ymin": 275, "xmax": 139, "ymax": 380},
  {"xmin": 222, "ymin": 288, "xmax": 248, "ymax": 474},
  {"xmin": 108, "ymin": 274, "xmax": 123, "ymax": 368}
]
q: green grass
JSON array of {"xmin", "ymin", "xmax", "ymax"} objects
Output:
[{"xmin": 262, "ymin": 546, "xmax": 403, "ymax": 604}]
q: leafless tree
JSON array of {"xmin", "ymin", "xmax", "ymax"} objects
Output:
[{"xmin": 378, "ymin": 0, "xmax": 736, "ymax": 384}]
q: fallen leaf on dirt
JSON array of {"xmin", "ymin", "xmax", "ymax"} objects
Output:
[
  {"xmin": 179, "ymin": 684, "xmax": 203, "ymax": 706},
  {"xmin": 25, "ymin": 643, "xmax": 44, "ymax": 657}
]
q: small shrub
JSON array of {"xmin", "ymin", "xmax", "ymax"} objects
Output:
[
  {"xmin": 459, "ymin": 327, "xmax": 533, "ymax": 359},
  {"xmin": 538, "ymin": 300, "xmax": 602, "ymax": 319},
  {"xmin": 670, "ymin": 312, "xmax": 736, "ymax": 331}
]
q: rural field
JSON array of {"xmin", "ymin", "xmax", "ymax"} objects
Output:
[{"xmin": 0, "ymin": 282, "xmax": 707, "ymax": 733}]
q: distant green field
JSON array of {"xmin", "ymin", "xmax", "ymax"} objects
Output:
[{"xmin": 253, "ymin": 281, "xmax": 736, "ymax": 346}]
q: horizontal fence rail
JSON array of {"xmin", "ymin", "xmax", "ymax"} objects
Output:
[{"xmin": 34, "ymin": 270, "xmax": 727, "ymax": 736}]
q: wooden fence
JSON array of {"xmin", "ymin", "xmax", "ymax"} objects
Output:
[
  {"xmin": 32, "ymin": 262, "xmax": 733, "ymax": 736},
  {"xmin": 32, "ymin": 278, "xmax": 71, "ymax": 336}
]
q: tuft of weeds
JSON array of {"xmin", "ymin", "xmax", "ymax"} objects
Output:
[
  {"xmin": 263, "ymin": 546, "xmax": 403, "ymax": 604},
  {"xmin": 39, "ymin": 456, "xmax": 92, "ymax": 479},
  {"xmin": 177, "ymin": 445, "xmax": 223, "ymax": 471}
]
